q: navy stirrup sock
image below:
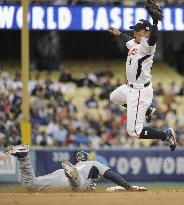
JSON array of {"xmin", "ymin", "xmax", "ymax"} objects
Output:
[{"xmin": 140, "ymin": 127, "xmax": 166, "ymax": 140}]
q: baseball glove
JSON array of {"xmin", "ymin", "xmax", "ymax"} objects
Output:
[{"xmin": 145, "ymin": 0, "xmax": 163, "ymax": 21}]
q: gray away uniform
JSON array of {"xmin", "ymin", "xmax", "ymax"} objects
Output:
[{"xmin": 18, "ymin": 155, "xmax": 109, "ymax": 191}]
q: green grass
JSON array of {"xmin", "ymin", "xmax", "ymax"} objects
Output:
[
  {"xmin": 0, "ymin": 187, "xmax": 183, "ymax": 193},
  {"xmin": 145, "ymin": 186, "xmax": 184, "ymax": 190},
  {"xmin": 0, "ymin": 182, "xmax": 183, "ymax": 193}
]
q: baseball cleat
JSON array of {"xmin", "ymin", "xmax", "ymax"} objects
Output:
[
  {"xmin": 4, "ymin": 144, "xmax": 29, "ymax": 158},
  {"xmin": 164, "ymin": 128, "xmax": 177, "ymax": 151},
  {"xmin": 146, "ymin": 107, "xmax": 157, "ymax": 123},
  {"xmin": 62, "ymin": 161, "xmax": 79, "ymax": 180}
]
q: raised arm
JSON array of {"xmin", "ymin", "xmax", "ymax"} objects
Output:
[
  {"xmin": 147, "ymin": 20, "xmax": 158, "ymax": 46},
  {"xmin": 108, "ymin": 26, "xmax": 133, "ymax": 44},
  {"xmin": 145, "ymin": 0, "xmax": 163, "ymax": 46}
]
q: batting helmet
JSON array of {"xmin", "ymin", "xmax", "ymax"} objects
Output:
[{"xmin": 75, "ymin": 151, "xmax": 89, "ymax": 162}]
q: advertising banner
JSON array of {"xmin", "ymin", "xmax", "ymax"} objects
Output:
[
  {"xmin": 0, "ymin": 5, "xmax": 184, "ymax": 31},
  {"xmin": 35, "ymin": 149, "xmax": 184, "ymax": 181}
]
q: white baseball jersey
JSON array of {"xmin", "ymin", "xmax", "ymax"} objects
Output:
[
  {"xmin": 110, "ymin": 37, "xmax": 156, "ymax": 137},
  {"xmin": 126, "ymin": 37, "xmax": 156, "ymax": 84}
]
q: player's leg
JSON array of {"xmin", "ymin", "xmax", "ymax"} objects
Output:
[
  {"xmin": 126, "ymin": 88, "xmax": 146, "ymax": 137},
  {"xmin": 18, "ymin": 156, "xmax": 70, "ymax": 190},
  {"xmin": 31, "ymin": 169, "xmax": 71, "ymax": 190},
  {"xmin": 4, "ymin": 145, "xmax": 71, "ymax": 191},
  {"xmin": 4, "ymin": 145, "xmax": 39, "ymax": 190},
  {"xmin": 126, "ymin": 87, "xmax": 176, "ymax": 151},
  {"xmin": 110, "ymin": 84, "xmax": 156, "ymax": 122},
  {"xmin": 122, "ymin": 103, "xmax": 157, "ymax": 123},
  {"xmin": 139, "ymin": 127, "xmax": 176, "ymax": 151},
  {"xmin": 136, "ymin": 87, "xmax": 176, "ymax": 151},
  {"xmin": 110, "ymin": 84, "xmax": 128, "ymax": 105}
]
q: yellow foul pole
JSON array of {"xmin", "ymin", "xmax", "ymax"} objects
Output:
[{"xmin": 21, "ymin": 0, "xmax": 31, "ymax": 145}]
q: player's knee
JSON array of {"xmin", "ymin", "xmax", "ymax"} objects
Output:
[
  {"xmin": 127, "ymin": 128, "xmax": 139, "ymax": 137},
  {"xmin": 24, "ymin": 182, "xmax": 34, "ymax": 190},
  {"xmin": 23, "ymin": 180, "xmax": 37, "ymax": 190},
  {"xmin": 127, "ymin": 124, "xmax": 143, "ymax": 137},
  {"xmin": 110, "ymin": 91, "xmax": 119, "ymax": 104},
  {"xmin": 110, "ymin": 91, "xmax": 115, "ymax": 103}
]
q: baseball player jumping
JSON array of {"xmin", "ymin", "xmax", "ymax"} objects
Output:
[
  {"xmin": 108, "ymin": 1, "xmax": 176, "ymax": 151},
  {"xmin": 4, "ymin": 144, "xmax": 146, "ymax": 192}
]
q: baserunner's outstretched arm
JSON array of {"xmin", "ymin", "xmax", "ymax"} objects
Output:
[{"xmin": 103, "ymin": 169, "xmax": 132, "ymax": 190}]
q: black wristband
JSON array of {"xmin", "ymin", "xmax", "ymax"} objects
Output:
[{"xmin": 153, "ymin": 19, "xmax": 158, "ymax": 25}]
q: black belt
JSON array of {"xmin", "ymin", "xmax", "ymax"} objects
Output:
[{"xmin": 129, "ymin": 81, "xmax": 150, "ymax": 88}]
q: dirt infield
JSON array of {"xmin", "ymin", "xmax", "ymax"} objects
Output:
[{"xmin": 0, "ymin": 191, "xmax": 184, "ymax": 205}]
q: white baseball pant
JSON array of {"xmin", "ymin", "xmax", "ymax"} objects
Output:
[{"xmin": 110, "ymin": 84, "xmax": 153, "ymax": 137}]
